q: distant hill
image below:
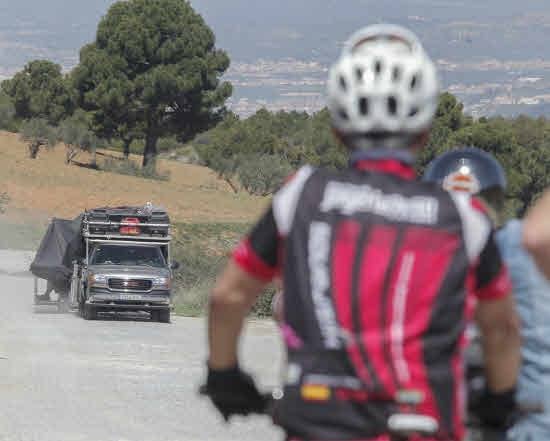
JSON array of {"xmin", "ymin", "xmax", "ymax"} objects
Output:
[{"xmin": 1, "ymin": 0, "xmax": 550, "ymax": 116}]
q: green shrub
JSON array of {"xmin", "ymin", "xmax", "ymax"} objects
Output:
[
  {"xmin": 0, "ymin": 101, "xmax": 16, "ymax": 131},
  {"xmin": 19, "ymin": 118, "xmax": 57, "ymax": 158},
  {"xmin": 157, "ymin": 136, "xmax": 185, "ymax": 152},
  {"xmin": 0, "ymin": 192, "xmax": 9, "ymax": 213},
  {"xmin": 237, "ymin": 154, "xmax": 293, "ymax": 196}
]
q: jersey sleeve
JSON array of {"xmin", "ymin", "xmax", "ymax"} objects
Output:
[
  {"xmin": 232, "ymin": 205, "xmax": 281, "ymax": 282},
  {"xmin": 472, "ymin": 230, "xmax": 513, "ymax": 301},
  {"xmin": 232, "ymin": 165, "xmax": 314, "ymax": 282}
]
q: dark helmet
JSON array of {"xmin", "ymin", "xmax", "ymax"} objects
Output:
[{"xmin": 423, "ymin": 147, "xmax": 507, "ymax": 212}]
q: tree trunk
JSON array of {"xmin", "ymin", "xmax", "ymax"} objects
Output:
[
  {"xmin": 142, "ymin": 132, "xmax": 158, "ymax": 168},
  {"xmin": 123, "ymin": 138, "xmax": 131, "ymax": 159},
  {"xmin": 224, "ymin": 177, "xmax": 239, "ymax": 193},
  {"xmin": 90, "ymin": 149, "xmax": 97, "ymax": 168},
  {"xmin": 29, "ymin": 142, "xmax": 40, "ymax": 159},
  {"xmin": 65, "ymin": 145, "xmax": 78, "ymax": 164}
]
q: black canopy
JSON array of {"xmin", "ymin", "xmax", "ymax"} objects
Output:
[{"xmin": 30, "ymin": 217, "xmax": 84, "ymax": 292}]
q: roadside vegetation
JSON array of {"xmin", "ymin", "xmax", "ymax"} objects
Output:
[{"xmin": 170, "ymin": 222, "xmax": 275, "ymax": 316}]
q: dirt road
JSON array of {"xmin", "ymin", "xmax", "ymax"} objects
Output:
[{"xmin": 0, "ymin": 250, "xmax": 284, "ymax": 441}]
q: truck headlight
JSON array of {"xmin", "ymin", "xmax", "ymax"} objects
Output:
[
  {"xmin": 88, "ymin": 273, "xmax": 108, "ymax": 287},
  {"xmin": 152, "ymin": 276, "xmax": 171, "ymax": 289}
]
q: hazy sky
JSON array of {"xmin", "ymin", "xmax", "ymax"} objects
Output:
[{"xmin": 0, "ymin": 0, "xmax": 549, "ymax": 66}]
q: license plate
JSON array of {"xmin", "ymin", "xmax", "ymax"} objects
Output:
[{"xmin": 119, "ymin": 294, "xmax": 143, "ymax": 301}]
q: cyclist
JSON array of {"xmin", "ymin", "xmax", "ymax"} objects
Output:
[
  {"xmin": 202, "ymin": 25, "xmax": 520, "ymax": 441},
  {"xmin": 524, "ymin": 189, "xmax": 550, "ymax": 280},
  {"xmin": 424, "ymin": 147, "xmax": 550, "ymax": 440}
]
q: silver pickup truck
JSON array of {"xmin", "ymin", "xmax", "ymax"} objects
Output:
[{"xmin": 69, "ymin": 205, "xmax": 178, "ymax": 322}]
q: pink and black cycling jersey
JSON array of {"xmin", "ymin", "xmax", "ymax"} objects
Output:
[{"xmin": 233, "ymin": 157, "xmax": 511, "ymax": 441}]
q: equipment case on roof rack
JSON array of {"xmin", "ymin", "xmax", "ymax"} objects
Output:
[{"xmin": 83, "ymin": 204, "xmax": 171, "ymax": 240}]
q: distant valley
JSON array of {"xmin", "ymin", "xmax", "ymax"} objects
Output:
[{"xmin": 1, "ymin": 0, "xmax": 549, "ymax": 117}]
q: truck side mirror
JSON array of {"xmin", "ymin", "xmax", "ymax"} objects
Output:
[{"xmin": 171, "ymin": 261, "xmax": 181, "ymax": 270}]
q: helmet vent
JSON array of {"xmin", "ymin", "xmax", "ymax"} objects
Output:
[
  {"xmin": 359, "ymin": 97, "xmax": 369, "ymax": 116},
  {"xmin": 339, "ymin": 75, "xmax": 347, "ymax": 91},
  {"xmin": 355, "ymin": 67, "xmax": 363, "ymax": 83},
  {"xmin": 392, "ymin": 67, "xmax": 402, "ymax": 83},
  {"xmin": 338, "ymin": 108, "xmax": 349, "ymax": 120},
  {"xmin": 410, "ymin": 74, "xmax": 421, "ymax": 91},
  {"xmin": 388, "ymin": 96, "xmax": 398, "ymax": 116},
  {"xmin": 374, "ymin": 60, "xmax": 383, "ymax": 76},
  {"xmin": 409, "ymin": 106, "xmax": 419, "ymax": 117}
]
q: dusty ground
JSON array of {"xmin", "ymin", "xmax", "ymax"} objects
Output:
[
  {"xmin": 0, "ymin": 131, "xmax": 267, "ymax": 223},
  {"xmin": 0, "ymin": 250, "xmax": 284, "ymax": 441}
]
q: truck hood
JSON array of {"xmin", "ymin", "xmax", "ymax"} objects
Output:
[{"xmin": 87, "ymin": 265, "xmax": 170, "ymax": 278}]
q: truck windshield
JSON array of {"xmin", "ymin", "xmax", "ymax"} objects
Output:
[{"xmin": 91, "ymin": 245, "xmax": 167, "ymax": 268}]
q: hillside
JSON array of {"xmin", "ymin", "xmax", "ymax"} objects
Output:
[{"xmin": 0, "ymin": 131, "xmax": 266, "ymax": 223}]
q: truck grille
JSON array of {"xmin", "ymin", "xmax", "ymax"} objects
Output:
[{"xmin": 108, "ymin": 278, "xmax": 152, "ymax": 291}]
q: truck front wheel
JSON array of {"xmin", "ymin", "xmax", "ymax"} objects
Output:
[
  {"xmin": 152, "ymin": 309, "xmax": 170, "ymax": 323},
  {"xmin": 83, "ymin": 304, "xmax": 98, "ymax": 320}
]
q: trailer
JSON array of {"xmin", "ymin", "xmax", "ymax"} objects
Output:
[{"xmin": 30, "ymin": 216, "xmax": 83, "ymax": 312}]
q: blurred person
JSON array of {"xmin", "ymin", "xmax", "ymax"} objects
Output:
[
  {"xmin": 424, "ymin": 147, "xmax": 549, "ymax": 440},
  {"xmin": 523, "ymin": 189, "xmax": 550, "ymax": 280}
]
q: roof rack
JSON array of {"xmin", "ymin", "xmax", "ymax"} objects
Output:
[{"xmin": 82, "ymin": 204, "xmax": 171, "ymax": 242}]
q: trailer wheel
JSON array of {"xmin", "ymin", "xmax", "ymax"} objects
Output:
[
  {"xmin": 57, "ymin": 296, "xmax": 70, "ymax": 313},
  {"xmin": 152, "ymin": 309, "xmax": 170, "ymax": 323},
  {"xmin": 83, "ymin": 304, "xmax": 98, "ymax": 320}
]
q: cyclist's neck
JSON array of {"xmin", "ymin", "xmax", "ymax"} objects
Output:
[{"xmin": 349, "ymin": 148, "xmax": 416, "ymax": 180}]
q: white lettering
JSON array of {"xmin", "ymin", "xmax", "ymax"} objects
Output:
[
  {"xmin": 309, "ymin": 221, "xmax": 342, "ymax": 349},
  {"xmin": 320, "ymin": 182, "xmax": 439, "ymax": 224}
]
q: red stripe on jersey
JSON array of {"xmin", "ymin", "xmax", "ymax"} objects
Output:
[
  {"xmin": 474, "ymin": 264, "xmax": 512, "ymax": 301},
  {"xmin": 355, "ymin": 160, "xmax": 416, "ymax": 180},
  {"xmin": 397, "ymin": 228, "xmax": 459, "ymax": 423},
  {"xmin": 359, "ymin": 226, "xmax": 399, "ymax": 395},
  {"xmin": 470, "ymin": 196, "xmax": 489, "ymax": 215},
  {"xmin": 232, "ymin": 239, "xmax": 278, "ymax": 282},
  {"xmin": 332, "ymin": 221, "xmax": 374, "ymax": 385}
]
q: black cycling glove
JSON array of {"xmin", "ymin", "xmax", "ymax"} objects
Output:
[
  {"xmin": 474, "ymin": 387, "xmax": 517, "ymax": 430},
  {"xmin": 201, "ymin": 364, "xmax": 269, "ymax": 421}
]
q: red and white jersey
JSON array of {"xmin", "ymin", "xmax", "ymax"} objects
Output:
[{"xmin": 233, "ymin": 159, "xmax": 511, "ymax": 441}]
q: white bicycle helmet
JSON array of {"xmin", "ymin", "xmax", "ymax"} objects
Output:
[{"xmin": 328, "ymin": 24, "xmax": 439, "ymax": 146}]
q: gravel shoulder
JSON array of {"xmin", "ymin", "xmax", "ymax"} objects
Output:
[{"xmin": 0, "ymin": 250, "xmax": 284, "ymax": 441}]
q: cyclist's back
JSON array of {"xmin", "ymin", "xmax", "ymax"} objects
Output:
[{"xmin": 271, "ymin": 155, "xmax": 507, "ymax": 441}]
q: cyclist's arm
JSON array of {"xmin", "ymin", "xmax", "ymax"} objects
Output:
[
  {"xmin": 473, "ymin": 232, "xmax": 520, "ymax": 392},
  {"xmin": 208, "ymin": 206, "xmax": 281, "ymax": 369},
  {"xmin": 523, "ymin": 189, "xmax": 550, "ymax": 279},
  {"xmin": 476, "ymin": 294, "xmax": 520, "ymax": 391},
  {"xmin": 208, "ymin": 261, "xmax": 269, "ymax": 369}
]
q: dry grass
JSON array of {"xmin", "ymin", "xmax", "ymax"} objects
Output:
[{"xmin": 0, "ymin": 131, "xmax": 267, "ymax": 223}]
